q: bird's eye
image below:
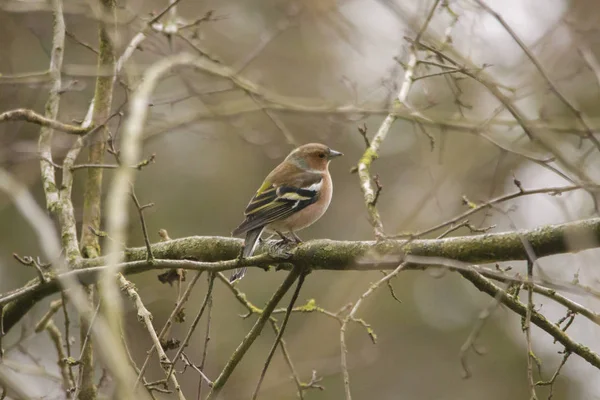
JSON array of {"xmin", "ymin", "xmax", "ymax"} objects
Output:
[{"xmin": 318, "ymin": 153, "xmax": 326, "ymax": 159}]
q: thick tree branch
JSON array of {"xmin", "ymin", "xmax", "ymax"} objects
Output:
[
  {"xmin": 2, "ymin": 217, "xmax": 600, "ymax": 335},
  {"xmin": 78, "ymin": 1, "xmax": 117, "ymax": 396}
]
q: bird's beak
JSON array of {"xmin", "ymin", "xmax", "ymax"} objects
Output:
[{"xmin": 328, "ymin": 149, "xmax": 344, "ymax": 159}]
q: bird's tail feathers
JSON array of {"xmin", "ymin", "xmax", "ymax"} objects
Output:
[{"xmin": 229, "ymin": 226, "xmax": 265, "ymax": 282}]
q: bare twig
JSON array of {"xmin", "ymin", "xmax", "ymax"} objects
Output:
[
  {"xmin": 119, "ymin": 275, "xmax": 186, "ymax": 400},
  {"xmin": 165, "ymin": 273, "xmax": 216, "ymax": 387},
  {"xmin": 135, "ymin": 271, "xmax": 205, "ymax": 387},
  {"xmin": 525, "ymin": 260, "xmax": 538, "ymax": 400},
  {"xmin": 206, "ymin": 267, "xmax": 302, "ymax": 399},
  {"xmin": 216, "ymin": 272, "xmax": 313, "ymax": 398},
  {"xmin": 410, "ymin": 39, "xmax": 595, "ymax": 187},
  {"xmin": 130, "ymin": 188, "xmax": 155, "ymax": 261},
  {"xmin": 370, "ymin": 175, "xmax": 383, "ymax": 207},
  {"xmin": 251, "ymin": 271, "xmax": 307, "ymax": 400},
  {"xmin": 358, "ymin": 123, "xmax": 370, "ymax": 148},
  {"xmin": 0, "ymin": 108, "xmax": 89, "ymax": 134},
  {"xmin": 356, "ymin": 0, "xmax": 440, "ymax": 238},
  {"xmin": 401, "ymin": 185, "xmax": 588, "ymax": 238},
  {"xmin": 536, "ymin": 351, "xmax": 571, "ymax": 400},
  {"xmin": 197, "ymin": 273, "xmax": 214, "ymax": 400},
  {"xmin": 180, "ymin": 353, "xmax": 212, "ymax": 389},
  {"xmin": 45, "ymin": 320, "xmax": 75, "ymax": 391},
  {"xmin": 340, "ymin": 263, "xmax": 407, "ymax": 400},
  {"xmin": 459, "ymin": 293, "xmax": 502, "ymax": 378},
  {"xmin": 12, "ymin": 254, "xmax": 49, "ymax": 283}
]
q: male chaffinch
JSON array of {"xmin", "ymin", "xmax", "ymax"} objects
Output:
[{"xmin": 230, "ymin": 143, "xmax": 343, "ymax": 281}]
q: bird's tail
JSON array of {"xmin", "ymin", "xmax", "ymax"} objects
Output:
[{"xmin": 230, "ymin": 226, "xmax": 264, "ymax": 282}]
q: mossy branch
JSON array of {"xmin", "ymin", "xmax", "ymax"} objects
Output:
[
  {"xmin": 2, "ymin": 218, "xmax": 600, "ymax": 378},
  {"xmin": 2, "ymin": 217, "xmax": 600, "ymax": 335}
]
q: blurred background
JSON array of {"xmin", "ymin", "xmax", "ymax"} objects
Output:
[{"xmin": 1, "ymin": 0, "xmax": 600, "ymax": 398}]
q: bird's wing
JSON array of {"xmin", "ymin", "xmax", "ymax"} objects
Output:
[{"xmin": 232, "ymin": 168, "xmax": 323, "ymax": 235}]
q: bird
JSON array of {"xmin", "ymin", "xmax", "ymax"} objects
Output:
[{"xmin": 230, "ymin": 143, "xmax": 343, "ymax": 282}]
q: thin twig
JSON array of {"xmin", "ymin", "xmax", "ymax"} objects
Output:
[
  {"xmin": 399, "ymin": 185, "xmax": 586, "ymax": 238},
  {"xmin": 536, "ymin": 351, "xmax": 571, "ymax": 400},
  {"xmin": 197, "ymin": 272, "xmax": 214, "ymax": 400},
  {"xmin": 358, "ymin": 123, "xmax": 370, "ymax": 148},
  {"xmin": 206, "ymin": 267, "xmax": 302, "ymax": 399},
  {"xmin": 119, "ymin": 274, "xmax": 186, "ymax": 400},
  {"xmin": 340, "ymin": 263, "xmax": 407, "ymax": 400},
  {"xmin": 411, "ymin": 39, "xmax": 595, "ymax": 187},
  {"xmin": 59, "ymin": 292, "xmax": 75, "ymax": 386},
  {"xmin": 459, "ymin": 292, "xmax": 502, "ymax": 378},
  {"xmin": 251, "ymin": 271, "xmax": 307, "ymax": 400},
  {"xmin": 216, "ymin": 272, "xmax": 314, "ymax": 398},
  {"xmin": 180, "ymin": 352, "xmax": 213, "ymax": 388},
  {"xmin": 130, "ymin": 188, "xmax": 154, "ymax": 261},
  {"xmin": 165, "ymin": 273, "xmax": 216, "ymax": 384},
  {"xmin": 135, "ymin": 271, "xmax": 204, "ymax": 387},
  {"xmin": 525, "ymin": 260, "xmax": 538, "ymax": 400},
  {"xmin": 356, "ymin": 0, "xmax": 440, "ymax": 238},
  {"xmin": 45, "ymin": 320, "xmax": 75, "ymax": 391}
]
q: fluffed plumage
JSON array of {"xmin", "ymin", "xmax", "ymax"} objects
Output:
[{"xmin": 230, "ymin": 143, "xmax": 342, "ymax": 282}]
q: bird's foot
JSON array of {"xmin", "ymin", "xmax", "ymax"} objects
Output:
[
  {"xmin": 274, "ymin": 230, "xmax": 293, "ymax": 245},
  {"xmin": 290, "ymin": 231, "xmax": 303, "ymax": 244},
  {"xmin": 265, "ymin": 232, "xmax": 294, "ymax": 260},
  {"xmin": 267, "ymin": 242, "xmax": 293, "ymax": 260}
]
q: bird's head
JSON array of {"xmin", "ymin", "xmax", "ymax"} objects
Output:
[{"xmin": 285, "ymin": 143, "xmax": 343, "ymax": 171}]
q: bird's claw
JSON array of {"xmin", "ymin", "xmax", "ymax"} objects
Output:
[
  {"xmin": 266, "ymin": 239, "xmax": 294, "ymax": 260},
  {"xmin": 290, "ymin": 231, "xmax": 303, "ymax": 244}
]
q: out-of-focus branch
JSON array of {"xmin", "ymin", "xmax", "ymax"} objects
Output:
[
  {"xmin": 0, "ymin": 168, "xmax": 151, "ymax": 400},
  {"xmin": 411, "ymin": 39, "xmax": 596, "ymax": 187},
  {"xmin": 0, "ymin": 108, "xmax": 90, "ymax": 134},
  {"xmin": 473, "ymin": 0, "xmax": 600, "ymax": 153},
  {"xmin": 143, "ymin": 95, "xmax": 600, "ymax": 141},
  {"xmin": 99, "ymin": 53, "xmax": 201, "ymax": 380}
]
